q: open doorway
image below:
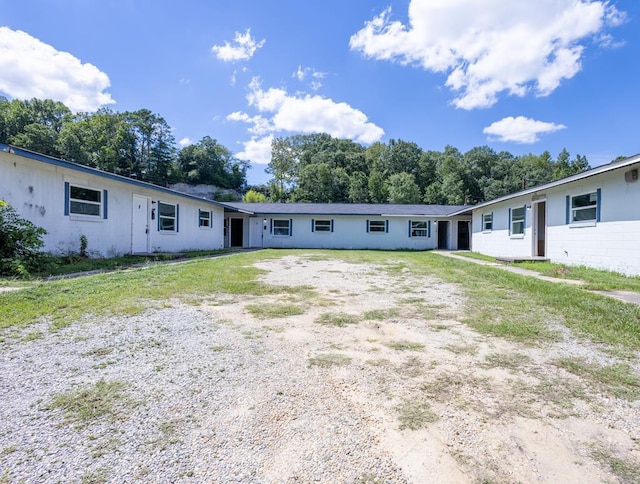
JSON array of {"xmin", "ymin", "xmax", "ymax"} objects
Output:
[
  {"xmin": 533, "ymin": 201, "xmax": 546, "ymax": 257},
  {"xmin": 230, "ymin": 218, "xmax": 244, "ymax": 247},
  {"xmin": 457, "ymin": 221, "xmax": 470, "ymax": 250},
  {"xmin": 437, "ymin": 221, "xmax": 449, "ymax": 249}
]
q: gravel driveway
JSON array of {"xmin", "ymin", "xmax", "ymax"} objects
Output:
[{"xmin": 1, "ymin": 254, "xmax": 638, "ymax": 483}]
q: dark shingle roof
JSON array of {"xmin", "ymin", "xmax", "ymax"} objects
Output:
[{"xmin": 222, "ymin": 202, "xmax": 471, "ymax": 217}]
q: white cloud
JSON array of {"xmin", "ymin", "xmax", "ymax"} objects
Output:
[
  {"xmin": 228, "ymin": 78, "xmax": 384, "ymax": 164},
  {"xmin": 483, "ymin": 116, "xmax": 566, "ymax": 144},
  {"xmin": 178, "ymin": 137, "xmax": 193, "ymax": 147},
  {"xmin": 293, "ymin": 66, "xmax": 326, "ymax": 90},
  {"xmin": 350, "ymin": 1, "xmax": 625, "ymax": 109},
  {"xmin": 235, "ymin": 135, "xmax": 273, "ymax": 165},
  {"xmin": 211, "ymin": 29, "xmax": 265, "ymax": 62},
  {"xmin": 0, "ymin": 27, "xmax": 114, "ymax": 112}
]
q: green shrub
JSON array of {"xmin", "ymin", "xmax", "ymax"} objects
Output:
[{"xmin": 0, "ymin": 200, "xmax": 47, "ymax": 277}]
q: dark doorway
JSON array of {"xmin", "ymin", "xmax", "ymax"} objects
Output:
[
  {"xmin": 457, "ymin": 221, "xmax": 470, "ymax": 250},
  {"xmin": 230, "ymin": 218, "xmax": 244, "ymax": 247},
  {"xmin": 437, "ymin": 221, "xmax": 448, "ymax": 249},
  {"xmin": 535, "ymin": 201, "xmax": 546, "ymax": 257}
]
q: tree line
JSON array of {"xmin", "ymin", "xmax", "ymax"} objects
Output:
[
  {"xmin": 0, "ymin": 97, "xmax": 248, "ymax": 190},
  {"xmin": 261, "ymin": 134, "xmax": 591, "ymax": 205},
  {"xmin": 1, "ymin": 97, "xmax": 592, "ymax": 205}
]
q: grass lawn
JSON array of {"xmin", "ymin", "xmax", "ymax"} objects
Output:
[{"xmin": 1, "ymin": 249, "xmax": 639, "ymax": 350}]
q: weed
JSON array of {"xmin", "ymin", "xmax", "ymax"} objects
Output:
[
  {"xmin": 81, "ymin": 468, "xmax": 109, "ymax": 484},
  {"xmin": 315, "ymin": 312, "xmax": 360, "ymax": 327},
  {"xmin": 22, "ymin": 331, "xmax": 42, "ymax": 342},
  {"xmin": 46, "ymin": 379, "xmax": 132, "ymax": 426},
  {"xmin": 554, "ymin": 358, "xmax": 640, "ymax": 400},
  {"xmin": 384, "ymin": 340, "xmax": 425, "ymax": 351},
  {"xmin": 308, "ymin": 353, "xmax": 352, "ymax": 368},
  {"xmin": 443, "ymin": 343, "xmax": 479, "ymax": 355},
  {"xmin": 245, "ymin": 303, "xmax": 305, "ymax": 319},
  {"xmin": 396, "ymin": 400, "xmax": 438, "ymax": 430},
  {"xmin": 590, "ymin": 445, "xmax": 640, "ymax": 483},
  {"xmin": 0, "ymin": 446, "xmax": 17, "ymax": 456},
  {"xmin": 482, "ymin": 352, "xmax": 531, "ymax": 369},
  {"xmin": 363, "ymin": 308, "xmax": 400, "ymax": 321}
]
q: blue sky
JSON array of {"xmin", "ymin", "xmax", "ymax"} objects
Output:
[{"xmin": 1, "ymin": 0, "xmax": 638, "ymax": 185}]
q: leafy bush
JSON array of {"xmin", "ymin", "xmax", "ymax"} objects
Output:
[{"xmin": 0, "ymin": 200, "xmax": 47, "ymax": 277}]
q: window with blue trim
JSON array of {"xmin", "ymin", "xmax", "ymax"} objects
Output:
[
  {"xmin": 68, "ymin": 184, "xmax": 103, "ymax": 218},
  {"xmin": 510, "ymin": 206, "xmax": 525, "ymax": 235},
  {"xmin": 571, "ymin": 192, "xmax": 597, "ymax": 222},
  {"xmin": 273, "ymin": 219, "xmax": 291, "ymax": 236},
  {"xmin": 199, "ymin": 209, "xmax": 211, "ymax": 228},
  {"xmin": 410, "ymin": 221, "xmax": 428, "ymax": 237}
]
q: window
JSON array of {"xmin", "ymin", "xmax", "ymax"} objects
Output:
[
  {"xmin": 410, "ymin": 221, "xmax": 428, "ymax": 237},
  {"xmin": 571, "ymin": 192, "xmax": 598, "ymax": 222},
  {"xmin": 482, "ymin": 213, "xmax": 493, "ymax": 232},
  {"xmin": 367, "ymin": 220, "xmax": 387, "ymax": 233},
  {"xmin": 313, "ymin": 219, "xmax": 332, "ymax": 232},
  {"xmin": 69, "ymin": 184, "xmax": 102, "ymax": 217},
  {"xmin": 273, "ymin": 219, "xmax": 291, "ymax": 236},
  {"xmin": 510, "ymin": 206, "xmax": 525, "ymax": 235},
  {"xmin": 199, "ymin": 209, "xmax": 211, "ymax": 228},
  {"xmin": 159, "ymin": 202, "xmax": 177, "ymax": 231}
]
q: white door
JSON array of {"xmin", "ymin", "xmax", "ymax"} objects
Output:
[
  {"xmin": 132, "ymin": 195, "xmax": 150, "ymax": 253},
  {"xmin": 249, "ymin": 217, "xmax": 263, "ymax": 248}
]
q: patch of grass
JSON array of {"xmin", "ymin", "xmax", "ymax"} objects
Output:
[
  {"xmin": 363, "ymin": 308, "xmax": 401, "ymax": 320},
  {"xmin": 245, "ymin": 303, "xmax": 306, "ymax": 319},
  {"xmin": 590, "ymin": 446, "xmax": 640, "ymax": 483},
  {"xmin": 396, "ymin": 400, "xmax": 438, "ymax": 430},
  {"xmin": 83, "ymin": 346, "xmax": 114, "ymax": 358},
  {"xmin": 46, "ymin": 379, "xmax": 132, "ymax": 426},
  {"xmin": 22, "ymin": 330, "xmax": 43, "ymax": 342},
  {"xmin": 0, "ymin": 445, "xmax": 17, "ymax": 456},
  {"xmin": 384, "ymin": 340, "xmax": 425, "ymax": 351},
  {"xmin": 443, "ymin": 343, "xmax": 478, "ymax": 355},
  {"xmin": 315, "ymin": 312, "xmax": 361, "ymax": 327},
  {"xmin": 81, "ymin": 468, "xmax": 109, "ymax": 484},
  {"xmin": 210, "ymin": 345, "xmax": 225, "ymax": 352},
  {"xmin": 482, "ymin": 352, "xmax": 532, "ymax": 369},
  {"xmin": 554, "ymin": 358, "xmax": 640, "ymax": 400},
  {"xmin": 420, "ymin": 372, "xmax": 490, "ymax": 404},
  {"xmin": 398, "ymin": 356, "xmax": 425, "ymax": 377},
  {"xmin": 452, "ymin": 251, "xmax": 497, "ymax": 263},
  {"xmin": 308, "ymin": 353, "xmax": 352, "ymax": 368}
]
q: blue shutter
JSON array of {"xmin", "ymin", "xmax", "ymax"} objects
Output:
[
  {"xmin": 408, "ymin": 220, "xmax": 412, "ymax": 238},
  {"xmin": 385, "ymin": 220, "xmax": 389, "ymax": 233},
  {"xmin": 565, "ymin": 195, "xmax": 570, "ymax": 224},
  {"xmin": 522, "ymin": 204, "xmax": 526, "ymax": 234},
  {"xmin": 311, "ymin": 219, "xmax": 315, "ymax": 232},
  {"xmin": 366, "ymin": 220, "xmax": 369, "ymax": 233},
  {"xmin": 157, "ymin": 202, "xmax": 160, "ymax": 231},
  {"xmin": 289, "ymin": 219, "xmax": 293, "ymax": 236},
  {"xmin": 330, "ymin": 219, "xmax": 334, "ymax": 232},
  {"xmin": 270, "ymin": 219, "xmax": 273, "ymax": 234},
  {"xmin": 103, "ymin": 190, "xmax": 108, "ymax": 219},
  {"xmin": 64, "ymin": 182, "xmax": 70, "ymax": 215},
  {"xmin": 176, "ymin": 204, "xmax": 180, "ymax": 232},
  {"xmin": 596, "ymin": 188, "xmax": 601, "ymax": 222},
  {"xmin": 428, "ymin": 220, "xmax": 431, "ymax": 238},
  {"xmin": 508, "ymin": 208, "xmax": 511, "ymax": 236}
]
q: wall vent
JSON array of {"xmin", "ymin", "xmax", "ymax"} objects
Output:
[{"xmin": 624, "ymin": 169, "xmax": 638, "ymax": 183}]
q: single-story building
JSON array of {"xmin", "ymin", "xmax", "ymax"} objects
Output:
[
  {"xmin": 222, "ymin": 203, "xmax": 472, "ymax": 251},
  {"xmin": 0, "ymin": 144, "xmax": 228, "ymax": 256},
  {"xmin": 452, "ymin": 153, "xmax": 640, "ymax": 276}
]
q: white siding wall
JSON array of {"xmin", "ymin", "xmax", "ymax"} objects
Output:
[
  {"xmin": 472, "ymin": 162, "xmax": 640, "ymax": 275},
  {"xmin": 1, "ymin": 151, "xmax": 224, "ymax": 256},
  {"xmin": 257, "ymin": 215, "xmax": 439, "ymax": 250}
]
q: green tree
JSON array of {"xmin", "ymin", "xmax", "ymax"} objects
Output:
[
  {"xmin": 348, "ymin": 171, "xmax": 370, "ymax": 203},
  {"xmin": 242, "ymin": 189, "xmax": 266, "ymax": 203},
  {"xmin": 267, "ymin": 137, "xmax": 299, "ymax": 201},
  {"xmin": 368, "ymin": 170, "xmax": 388, "ymax": 203},
  {"xmin": 387, "ymin": 172, "xmax": 421, "ymax": 204},
  {"xmin": 177, "ymin": 136, "xmax": 247, "ymax": 189}
]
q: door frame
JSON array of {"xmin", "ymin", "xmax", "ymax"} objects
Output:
[
  {"xmin": 457, "ymin": 220, "xmax": 470, "ymax": 250},
  {"xmin": 230, "ymin": 217, "xmax": 244, "ymax": 248},
  {"xmin": 532, "ymin": 200, "xmax": 547, "ymax": 257},
  {"xmin": 437, "ymin": 221, "xmax": 449, "ymax": 249}
]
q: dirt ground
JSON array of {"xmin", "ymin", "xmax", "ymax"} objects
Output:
[
  {"xmin": 1, "ymin": 253, "xmax": 639, "ymax": 482},
  {"xmin": 229, "ymin": 255, "xmax": 639, "ymax": 482}
]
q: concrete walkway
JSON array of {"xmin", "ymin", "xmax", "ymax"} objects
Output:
[{"xmin": 434, "ymin": 251, "xmax": 640, "ymax": 305}]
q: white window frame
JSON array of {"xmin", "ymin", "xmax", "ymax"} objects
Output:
[
  {"xmin": 367, "ymin": 220, "xmax": 387, "ymax": 233},
  {"xmin": 273, "ymin": 219, "xmax": 291, "ymax": 236},
  {"xmin": 410, "ymin": 220, "xmax": 428, "ymax": 237},
  {"xmin": 571, "ymin": 192, "xmax": 598, "ymax": 223},
  {"xmin": 199, "ymin": 209, "xmax": 212, "ymax": 228},
  {"xmin": 510, "ymin": 206, "xmax": 525, "ymax": 236},
  {"xmin": 69, "ymin": 184, "xmax": 102, "ymax": 218},
  {"xmin": 482, "ymin": 212, "xmax": 493, "ymax": 232},
  {"xmin": 158, "ymin": 201, "xmax": 177, "ymax": 232},
  {"xmin": 314, "ymin": 219, "xmax": 332, "ymax": 232}
]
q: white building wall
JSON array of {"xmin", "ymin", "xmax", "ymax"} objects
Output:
[
  {"xmin": 472, "ymin": 162, "xmax": 640, "ymax": 275},
  {"xmin": 0, "ymin": 151, "xmax": 224, "ymax": 256},
  {"xmin": 257, "ymin": 215, "xmax": 439, "ymax": 250}
]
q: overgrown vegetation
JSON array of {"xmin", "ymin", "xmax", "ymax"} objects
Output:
[
  {"xmin": 245, "ymin": 303, "xmax": 306, "ymax": 319},
  {"xmin": 554, "ymin": 358, "xmax": 640, "ymax": 400},
  {"xmin": 0, "ymin": 200, "xmax": 47, "ymax": 277}
]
